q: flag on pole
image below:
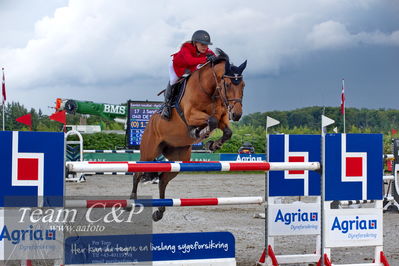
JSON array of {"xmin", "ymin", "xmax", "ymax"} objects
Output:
[
  {"xmin": 16, "ymin": 113, "xmax": 32, "ymax": 130},
  {"xmin": 266, "ymin": 116, "xmax": 280, "ymax": 129},
  {"xmin": 2, "ymin": 68, "xmax": 6, "ymax": 103},
  {"xmin": 321, "ymin": 115, "xmax": 335, "ymax": 128},
  {"xmin": 340, "ymin": 79, "xmax": 345, "ymax": 115},
  {"xmin": 50, "ymin": 110, "xmax": 66, "ymax": 124},
  {"xmin": 341, "ymin": 79, "xmax": 346, "ymax": 133}
]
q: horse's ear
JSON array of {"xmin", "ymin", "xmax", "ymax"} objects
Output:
[{"xmin": 238, "ymin": 60, "xmax": 247, "ymax": 74}]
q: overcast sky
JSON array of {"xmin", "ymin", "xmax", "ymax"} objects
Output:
[{"xmin": 0, "ymin": 0, "xmax": 398, "ymax": 115}]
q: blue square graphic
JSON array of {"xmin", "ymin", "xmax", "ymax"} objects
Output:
[
  {"xmin": 268, "ymin": 134, "xmax": 321, "ymax": 196},
  {"xmin": 324, "ymin": 134, "xmax": 383, "ymax": 201},
  {"xmin": 0, "ymin": 131, "xmax": 64, "ymax": 207}
]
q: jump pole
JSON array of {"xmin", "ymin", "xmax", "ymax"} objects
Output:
[
  {"xmin": 66, "ymin": 161, "xmax": 320, "ymax": 173},
  {"xmin": 320, "ymin": 115, "xmax": 335, "ymax": 266},
  {"xmin": 64, "ymin": 196, "xmax": 264, "ymax": 208}
]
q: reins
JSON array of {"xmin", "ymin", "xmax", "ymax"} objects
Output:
[{"xmin": 197, "ymin": 62, "xmax": 223, "ymax": 116}]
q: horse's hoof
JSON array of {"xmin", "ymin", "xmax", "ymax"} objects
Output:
[
  {"xmin": 189, "ymin": 128, "xmax": 200, "ymax": 139},
  {"xmin": 212, "ymin": 143, "xmax": 222, "ymax": 151},
  {"xmin": 205, "ymin": 140, "xmax": 214, "ymax": 151},
  {"xmin": 152, "ymin": 210, "xmax": 164, "ymax": 222},
  {"xmin": 130, "ymin": 193, "xmax": 137, "ymax": 200},
  {"xmin": 206, "ymin": 141, "xmax": 221, "ymax": 152},
  {"xmin": 124, "ymin": 205, "xmax": 133, "ymax": 212}
]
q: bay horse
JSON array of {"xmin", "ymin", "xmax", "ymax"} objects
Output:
[{"xmin": 131, "ymin": 49, "xmax": 247, "ymax": 221}]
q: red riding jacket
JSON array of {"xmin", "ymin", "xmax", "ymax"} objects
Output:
[{"xmin": 172, "ymin": 42, "xmax": 215, "ymax": 77}]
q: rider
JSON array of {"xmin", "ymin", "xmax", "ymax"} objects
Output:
[{"xmin": 161, "ymin": 30, "xmax": 217, "ymax": 120}]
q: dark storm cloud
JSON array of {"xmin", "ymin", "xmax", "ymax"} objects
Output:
[{"xmin": 0, "ymin": 0, "xmax": 397, "ymax": 113}]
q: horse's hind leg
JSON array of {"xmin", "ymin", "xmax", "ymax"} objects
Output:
[
  {"xmin": 152, "ymin": 145, "xmax": 192, "ymax": 222},
  {"xmin": 152, "ymin": 171, "xmax": 179, "ymax": 221},
  {"xmin": 130, "ymin": 135, "xmax": 162, "ymax": 200},
  {"xmin": 131, "ymin": 173, "xmax": 142, "ymax": 200}
]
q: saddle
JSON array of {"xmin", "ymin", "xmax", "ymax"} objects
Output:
[
  {"xmin": 157, "ymin": 74, "xmax": 190, "ymax": 122},
  {"xmin": 157, "ymin": 62, "xmax": 209, "ymax": 124},
  {"xmin": 171, "ymin": 77, "xmax": 189, "ymax": 124}
]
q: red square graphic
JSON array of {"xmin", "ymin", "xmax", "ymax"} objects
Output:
[
  {"xmin": 289, "ymin": 156, "xmax": 305, "ymax": 175},
  {"xmin": 17, "ymin": 158, "xmax": 39, "ymax": 180},
  {"xmin": 346, "ymin": 157, "xmax": 363, "ymax": 177}
]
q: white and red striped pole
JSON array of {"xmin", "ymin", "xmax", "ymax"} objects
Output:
[
  {"xmin": 65, "ymin": 196, "xmax": 264, "ymax": 208},
  {"xmin": 66, "ymin": 161, "xmax": 321, "ymax": 173}
]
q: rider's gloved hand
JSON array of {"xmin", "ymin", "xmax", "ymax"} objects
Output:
[{"xmin": 206, "ymin": 54, "xmax": 217, "ymax": 63}]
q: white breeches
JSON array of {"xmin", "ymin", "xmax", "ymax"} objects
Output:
[{"xmin": 168, "ymin": 57, "xmax": 179, "ymax": 85}]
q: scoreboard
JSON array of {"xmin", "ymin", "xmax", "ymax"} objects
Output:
[{"xmin": 126, "ymin": 100, "xmax": 162, "ymax": 148}]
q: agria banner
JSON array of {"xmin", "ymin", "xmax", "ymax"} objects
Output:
[
  {"xmin": 268, "ymin": 134, "xmax": 321, "ymax": 197},
  {"xmin": 323, "ymin": 133, "xmax": 383, "ymax": 248},
  {"xmin": 268, "ymin": 202, "xmax": 320, "ymax": 236},
  {"xmin": 0, "ymin": 131, "xmax": 65, "ymax": 260},
  {"xmin": 324, "ymin": 134, "xmax": 383, "ymax": 201},
  {"xmin": 0, "ymin": 131, "xmax": 64, "ymax": 207}
]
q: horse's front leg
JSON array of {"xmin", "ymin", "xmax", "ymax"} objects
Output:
[
  {"xmin": 186, "ymin": 111, "xmax": 217, "ymax": 139},
  {"xmin": 197, "ymin": 116, "xmax": 218, "ymax": 139},
  {"xmin": 207, "ymin": 115, "xmax": 232, "ymax": 151},
  {"xmin": 207, "ymin": 126, "xmax": 232, "ymax": 151}
]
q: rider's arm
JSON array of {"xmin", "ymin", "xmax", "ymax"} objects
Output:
[{"xmin": 180, "ymin": 46, "xmax": 207, "ymax": 66}]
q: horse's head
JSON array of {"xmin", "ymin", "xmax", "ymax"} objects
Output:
[
  {"xmin": 222, "ymin": 58, "xmax": 247, "ymax": 121},
  {"xmin": 200, "ymin": 48, "xmax": 247, "ymax": 122}
]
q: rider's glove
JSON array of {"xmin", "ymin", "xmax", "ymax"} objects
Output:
[{"xmin": 206, "ymin": 54, "xmax": 217, "ymax": 63}]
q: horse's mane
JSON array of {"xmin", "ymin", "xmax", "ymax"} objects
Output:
[
  {"xmin": 213, "ymin": 48, "xmax": 229, "ymax": 64},
  {"xmin": 196, "ymin": 48, "xmax": 229, "ymax": 74}
]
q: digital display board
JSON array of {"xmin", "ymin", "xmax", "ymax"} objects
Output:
[{"xmin": 126, "ymin": 100, "xmax": 162, "ymax": 149}]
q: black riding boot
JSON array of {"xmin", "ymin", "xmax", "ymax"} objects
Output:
[{"xmin": 161, "ymin": 83, "xmax": 173, "ymax": 120}]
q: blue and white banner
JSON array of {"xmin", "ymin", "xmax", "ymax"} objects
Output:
[
  {"xmin": 268, "ymin": 135, "xmax": 321, "ymax": 196},
  {"xmin": 65, "ymin": 232, "xmax": 235, "ymax": 264},
  {"xmin": 324, "ymin": 208, "xmax": 383, "ymax": 247},
  {"xmin": 0, "ymin": 208, "xmax": 64, "ymax": 260},
  {"xmin": 220, "ymin": 153, "xmax": 266, "ymax": 161},
  {"xmin": 324, "ymin": 134, "xmax": 383, "ymax": 201},
  {"xmin": 268, "ymin": 202, "xmax": 320, "ymax": 236},
  {"xmin": 0, "ymin": 131, "xmax": 64, "ymax": 207}
]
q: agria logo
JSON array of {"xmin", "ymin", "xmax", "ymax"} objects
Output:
[
  {"xmin": 274, "ymin": 209, "xmax": 318, "ymax": 225},
  {"xmin": 331, "ymin": 216, "xmax": 377, "ymax": 234},
  {"xmin": 0, "ymin": 225, "xmax": 56, "ymax": 244}
]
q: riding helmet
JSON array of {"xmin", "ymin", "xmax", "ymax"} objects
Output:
[{"xmin": 191, "ymin": 30, "xmax": 213, "ymax": 45}]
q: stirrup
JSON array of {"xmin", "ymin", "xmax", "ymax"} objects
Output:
[{"xmin": 161, "ymin": 106, "xmax": 171, "ymax": 120}]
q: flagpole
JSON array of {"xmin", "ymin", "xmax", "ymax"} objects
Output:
[
  {"xmin": 2, "ymin": 102, "xmax": 4, "ymax": 131},
  {"xmin": 2, "ymin": 67, "xmax": 5, "ymax": 131},
  {"xmin": 340, "ymin": 78, "xmax": 346, "ymax": 133},
  {"xmin": 342, "ymin": 79, "xmax": 346, "ymax": 133}
]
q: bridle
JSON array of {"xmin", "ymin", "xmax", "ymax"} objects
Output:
[{"xmin": 219, "ymin": 73, "xmax": 243, "ymax": 115}]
